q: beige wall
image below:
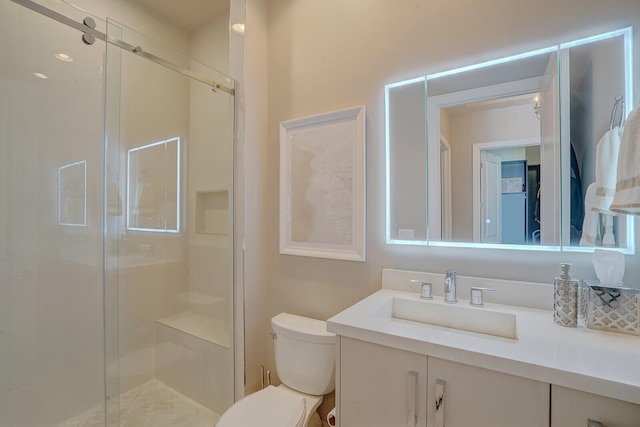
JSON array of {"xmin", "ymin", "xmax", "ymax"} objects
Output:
[
  {"xmin": 240, "ymin": 0, "xmax": 640, "ymax": 394},
  {"xmin": 242, "ymin": 0, "xmax": 271, "ymax": 394}
]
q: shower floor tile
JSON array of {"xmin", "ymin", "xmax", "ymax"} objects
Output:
[{"xmin": 56, "ymin": 379, "xmax": 220, "ymax": 427}]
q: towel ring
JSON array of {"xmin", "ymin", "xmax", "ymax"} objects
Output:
[{"xmin": 609, "ymin": 95, "xmax": 625, "ymax": 130}]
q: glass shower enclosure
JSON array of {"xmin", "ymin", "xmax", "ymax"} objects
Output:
[{"xmin": 0, "ymin": 1, "xmax": 236, "ymax": 425}]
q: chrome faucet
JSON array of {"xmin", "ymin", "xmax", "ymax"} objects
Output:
[{"xmin": 444, "ymin": 270, "xmax": 457, "ymax": 303}]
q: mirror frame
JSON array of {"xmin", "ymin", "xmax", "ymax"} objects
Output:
[
  {"xmin": 385, "ymin": 27, "xmax": 635, "ymax": 253},
  {"xmin": 126, "ymin": 136, "xmax": 181, "ymax": 233}
]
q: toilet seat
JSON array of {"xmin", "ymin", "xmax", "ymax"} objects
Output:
[{"xmin": 217, "ymin": 385, "xmax": 307, "ymax": 427}]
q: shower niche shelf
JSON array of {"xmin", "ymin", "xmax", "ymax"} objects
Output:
[{"xmin": 195, "ymin": 190, "xmax": 229, "ymax": 235}]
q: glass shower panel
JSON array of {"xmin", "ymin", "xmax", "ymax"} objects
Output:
[
  {"xmin": 0, "ymin": 1, "xmax": 106, "ymax": 426},
  {"xmin": 104, "ymin": 19, "xmax": 235, "ymax": 426}
]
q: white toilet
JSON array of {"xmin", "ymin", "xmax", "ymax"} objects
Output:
[{"xmin": 217, "ymin": 313, "xmax": 336, "ymax": 427}]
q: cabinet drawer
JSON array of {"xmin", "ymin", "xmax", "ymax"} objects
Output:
[
  {"xmin": 551, "ymin": 385, "xmax": 640, "ymax": 427},
  {"xmin": 339, "ymin": 337, "xmax": 428, "ymax": 427},
  {"xmin": 427, "ymin": 357, "xmax": 549, "ymax": 427}
]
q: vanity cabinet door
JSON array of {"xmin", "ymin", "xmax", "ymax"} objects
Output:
[
  {"xmin": 426, "ymin": 357, "xmax": 549, "ymax": 427},
  {"xmin": 551, "ymin": 385, "xmax": 640, "ymax": 426},
  {"xmin": 339, "ymin": 337, "xmax": 428, "ymax": 427}
]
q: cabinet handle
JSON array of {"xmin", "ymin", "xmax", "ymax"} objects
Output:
[
  {"xmin": 588, "ymin": 420, "xmax": 604, "ymax": 427},
  {"xmin": 407, "ymin": 371, "xmax": 418, "ymax": 427},
  {"xmin": 435, "ymin": 379, "xmax": 446, "ymax": 427}
]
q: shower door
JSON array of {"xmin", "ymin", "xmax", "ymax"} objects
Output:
[
  {"xmin": 0, "ymin": 1, "xmax": 107, "ymax": 425},
  {"xmin": 1, "ymin": 1, "xmax": 235, "ymax": 425},
  {"xmin": 104, "ymin": 19, "xmax": 236, "ymax": 427}
]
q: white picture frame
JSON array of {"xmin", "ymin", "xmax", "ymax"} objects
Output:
[{"xmin": 280, "ymin": 105, "xmax": 366, "ymax": 261}]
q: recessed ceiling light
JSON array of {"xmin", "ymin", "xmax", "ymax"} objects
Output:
[
  {"xmin": 33, "ymin": 72, "xmax": 49, "ymax": 79},
  {"xmin": 55, "ymin": 53, "xmax": 73, "ymax": 62},
  {"xmin": 231, "ymin": 23, "xmax": 245, "ymax": 35}
]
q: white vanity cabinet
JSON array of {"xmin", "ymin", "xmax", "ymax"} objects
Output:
[
  {"xmin": 329, "ymin": 281, "xmax": 640, "ymax": 427},
  {"xmin": 551, "ymin": 385, "xmax": 640, "ymax": 427},
  {"xmin": 426, "ymin": 357, "xmax": 549, "ymax": 427},
  {"xmin": 338, "ymin": 337, "xmax": 549, "ymax": 427},
  {"xmin": 339, "ymin": 337, "xmax": 428, "ymax": 427}
]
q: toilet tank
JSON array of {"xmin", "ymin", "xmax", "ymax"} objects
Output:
[{"xmin": 271, "ymin": 313, "xmax": 336, "ymax": 396}]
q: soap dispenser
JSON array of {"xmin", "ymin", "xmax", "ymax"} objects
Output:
[{"xmin": 554, "ymin": 263, "xmax": 579, "ymax": 327}]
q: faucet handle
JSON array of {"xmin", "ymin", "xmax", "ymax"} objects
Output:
[
  {"xmin": 411, "ymin": 280, "xmax": 433, "ymax": 299},
  {"xmin": 469, "ymin": 287, "xmax": 496, "ymax": 307}
]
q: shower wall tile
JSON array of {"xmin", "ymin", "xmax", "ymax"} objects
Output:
[
  {"xmin": 118, "ymin": 257, "xmax": 187, "ymax": 393},
  {"xmin": 0, "ymin": 389, "xmax": 15, "ymax": 426},
  {"xmin": 155, "ymin": 323, "xmax": 203, "ymax": 404},
  {"xmin": 187, "ymin": 243, "xmax": 230, "ymax": 320},
  {"xmin": 201, "ymin": 338, "xmax": 234, "ymax": 415},
  {"xmin": 155, "ymin": 320, "xmax": 232, "ymax": 413}
]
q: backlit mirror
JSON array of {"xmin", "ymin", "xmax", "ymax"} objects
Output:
[
  {"xmin": 58, "ymin": 160, "xmax": 87, "ymax": 226},
  {"xmin": 387, "ymin": 77, "xmax": 428, "ymax": 243},
  {"xmin": 127, "ymin": 137, "xmax": 181, "ymax": 232},
  {"xmin": 386, "ymin": 28, "xmax": 634, "ymax": 252}
]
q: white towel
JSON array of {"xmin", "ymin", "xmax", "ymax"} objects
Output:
[
  {"xmin": 592, "ymin": 127, "xmax": 622, "ymax": 214},
  {"xmin": 611, "ymin": 106, "xmax": 640, "ymax": 214},
  {"xmin": 580, "ymin": 183, "xmax": 600, "ymax": 246}
]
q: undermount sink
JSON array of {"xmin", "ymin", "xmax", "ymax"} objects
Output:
[{"xmin": 392, "ymin": 297, "xmax": 518, "ymax": 340}]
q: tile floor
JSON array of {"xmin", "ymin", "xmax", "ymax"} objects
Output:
[{"xmin": 56, "ymin": 379, "xmax": 220, "ymax": 427}]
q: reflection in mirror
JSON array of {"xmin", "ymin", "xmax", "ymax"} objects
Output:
[
  {"xmin": 561, "ymin": 30, "xmax": 633, "ymax": 250},
  {"xmin": 443, "ymin": 97, "xmax": 543, "ymax": 244},
  {"xmin": 127, "ymin": 137, "xmax": 180, "ymax": 232},
  {"xmin": 58, "ymin": 160, "xmax": 87, "ymax": 226},
  {"xmin": 386, "ymin": 77, "xmax": 427, "ymax": 243},
  {"xmin": 471, "ymin": 137, "xmax": 541, "ymax": 244},
  {"xmin": 386, "ymin": 28, "xmax": 634, "ymax": 252},
  {"xmin": 427, "ymin": 48, "xmax": 561, "ymax": 248}
]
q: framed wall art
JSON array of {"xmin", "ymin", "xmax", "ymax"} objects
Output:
[{"xmin": 279, "ymin": 105, "xmax": 366, "ymax": 261}]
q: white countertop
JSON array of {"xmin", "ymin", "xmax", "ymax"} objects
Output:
[{"xmin": 327, "ymin": 288, "xmax": 640, "ymax": 405}]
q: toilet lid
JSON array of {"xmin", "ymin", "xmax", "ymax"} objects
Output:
[{"xmin": 217, "ymin": 385, "xmax": 306, "ymax": 427}]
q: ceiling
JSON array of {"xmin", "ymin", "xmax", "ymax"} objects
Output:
[{"xmin": 132, "ymin": 0, "xmax": 229, "ymax": 32}]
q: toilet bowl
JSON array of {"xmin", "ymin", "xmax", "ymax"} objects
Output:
[
  {"xmin": 216, "ymin": 384, "xmax": 323, "ymax": 427},
  {"xmin": 217, "ymin": 313, "xmax": 335, "ymax": 427}
]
